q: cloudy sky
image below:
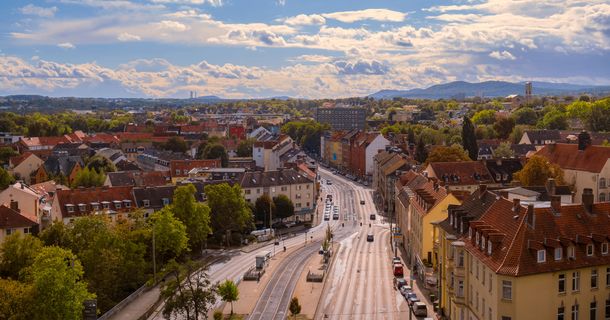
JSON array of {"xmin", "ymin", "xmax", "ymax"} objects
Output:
[{"xmin": 1, "ymin": 0, "xmax": 610, "ymax": 98}]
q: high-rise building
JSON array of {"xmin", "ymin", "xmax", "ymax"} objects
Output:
[
  {"xmin": 525, "ymin": 81, "xmax": 532, "ymax": 102},
  {"xmin": 315, "ymin": 103, "xmax": 366, "ymax": 130}
]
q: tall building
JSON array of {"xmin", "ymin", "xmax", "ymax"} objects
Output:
[
  {"xmin": 525, "ymin": 81, "xmax": 532, "ymax": 103},
  {"xmin": 315, "ymin": 103, "xmax": 366, "ymax": 130}
]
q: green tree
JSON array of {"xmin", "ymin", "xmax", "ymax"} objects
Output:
[
  {"xmin": 203, "ymin": 144, "xmax": 229, "ymax": 167},
  {"xmin": 566, "ymin": 101, "xmax": 592, "ymax": 122},
  {"xmin": 217, "ymin": 279, "xmax": 239, "ymax": 316},
  {"xmin": 493, "ymin": 142, "xmax": 515, "ymax": 158},
  {"xmin": 162, "ymin": 261, "xmax": 217, "ymax": 320},
  {"xmin": 254, "ymin": 194, "xmax": 275, "ymax": 228},
  {"xmin": 236, "ymin": 138, "xmax": 255, "ymax": 157},
  {"xmin": 461, "ymin": 116, "xmax": 478, "ymax": 161},
  {"xmin": 588, "ymin": 98, "xmax": 610, "ymax": 132},
  {"xmin": 71, "ymin": 167, "xmax": 105, "ymax": 188},
  {"xmin": 513, "ymin": 155, "xmax": 565, "ymax": 186},
  {"xmin": 407, "ymin": 127, "xmax": 415, "ymax": 145},
  {"xmin": 170, "ymin": 184, "xmax": 212, "ymax": 252},
  {"xmin": 281, "ymin": 120, "xmax": 330, "ymax": 155},
  {"xmin": 289, "ymin": 297, "xmax": 302, "ymax": 319},
  {"xmin": 426, "ymin": 145, "xmax": 471, "ymax": 163},
  {"xmin": 163, "ymin": 137, "xmax": 188, "ymax": 153},
  {"xmin": 39, "ymin": 221, "xmax": 73, "ymax": 247},
  {"xmin": 205, "ymin": 183, "xmax": 253, "ymax": 246},
  {"xmin": 415, "ymin": 137, "xmax": 428, "ymax": 164},
  {"xmin": 85, "ymin": 155, "xmax": 116, "ymax": 173},
  {"xmin": 0, "ymin": 233, "xmax": 43, "ymax": 280},
  {"xmin": 25, "ymin": 246, "xmax": 94, "ymax": 320},
  {"xmin": 472, "ymin": 109, "xmax": 496, "ymax": 125},
  {"xmin": 0, "ymin": 147, "xmax": 18, "ymax": 166},
  {"xmin": 539, "ymin": 110, "xmax": 568, "ymax": 130},
  {"xmin": 493, "ymin": 116, "xmax": 516, "ymax": 139},
  {"xmin": 0, "ymin": 278, "xmax": 32, "ymax": 319},
  {"xmin": 0, "ymin": 167, "xmax": 15, "ymax": 190},
  {"xmin": 150, "ymin": 208, "xmax": 189, "ymax": 264},
  {"xmin": 513, "ymin": 107, "xmax": 538, "ymax": 125},
  {"xmin": 273, "ymin": 194, "xmax": 295, "ymax": 220}
]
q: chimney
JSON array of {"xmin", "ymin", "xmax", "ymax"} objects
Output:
[
  {"xmin": 478, "ymin": 184, "xmax": 487, "ymax": 198},
  {"xmin": 550, "ymin": 195, "xmax": 561, "ymax": 213},
  {"xmin": 513, "ymin": 198, "xmax": 521, "ymax": 212},
  {"xmin": 582, "ymin": 188, "xmax": 594, "ymax": 212},
  {"xmin": 578, "ymin": 131, "xmax": 592, "ymax": 151},
  {"xmin": 526, "ymin": 204, "xmax": 535, "ymax": 229},
  {"xmin": 546, "ymin": 178, "xmax": 556, "ymax": 196},
  {"xmin": 9, "ymin": 200, "xmax": 19, "ymax": 213}
]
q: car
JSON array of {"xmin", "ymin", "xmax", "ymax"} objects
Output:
[
  {"xmin": 412, "ymin": 302, "xmax": 428, "ymax": 317},
  {"xmin": 366, "ymin": 234, "xmax": 374, "ymax": 242},
  {"xmin": 394, "ymin": 277, "xmax": 407, "ymax": 290},
  {"xmin": 324, "ymin": 215, "xmax": 330, "ymax": 221},
  {"xmin": 360, "ymin": 200, "xmax": 365, "ymax": 205},
  {"xmin": 392, "ymin": 257, "xmax": 402, "ymax": 265},
  {"xmin": 326, "ymin": 180, "xmax": 332, "ymax": 185},
  {"xmin": 406, "ymin": 292, "xmax": 420, "ymax": 306},
  {"xmin": 399, "ymin": 285, "xmax": 412, "ymax": 297},
  {"xmin": 370, "ymin": 214, "xmax": 376, "ymax": 220}
]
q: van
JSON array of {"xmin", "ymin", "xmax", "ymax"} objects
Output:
[{"xmin": 412, "ymin": 302, "xmax": 427, "ymax": 317}]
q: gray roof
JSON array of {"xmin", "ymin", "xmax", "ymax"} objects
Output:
[{"xmin": 240, "ymin": 169, "xmax": 313, "ymax": 188}]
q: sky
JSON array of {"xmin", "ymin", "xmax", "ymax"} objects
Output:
[{"xmin": 1, "ymin": 0, "xmax": 610, "ymax": 99}]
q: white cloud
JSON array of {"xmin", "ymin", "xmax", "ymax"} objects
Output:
[
  {"xmin": 155, "ymin": 20, "xmax": 190, "ymax": 32},
  {"xmin": 20, "ymin": 4, "xmax": 57, "ymax": 18},
  {"xmin": 57, "ymin": 42, "xmax": 76, "ymax": 49},
  {"xmin": 277, "ymin": 0, "xmax": 286, "ymax": 6},
  {"xmin": 117, "ymin": 32, "xmax": 142, "ymax": 42},
  {"xmin": 58, "ymin": 0, "xmax": 165, "ymax": 10},
  {"xmin": 283, "ymin": 14, "xmax": 326, "ymax": 26},
  {"xmin": 489, "ymin": 50, "xmax": 516, "ymax": 60},
  {"xmin": 322, "ymin": 9, "xmax": 407, "ymax": 23},
  {"xmin": 149, "ymin": 0, "xmax": 223, "ymax": 6}
]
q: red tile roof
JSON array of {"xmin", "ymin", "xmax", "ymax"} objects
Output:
[
  {"xmin": 19, "ymin": 136, "xmax": 72, "ymax": 148},
  {"xmin": 116, "ymin": 132, "xmax": 154, "ymax": 142},
  {"xmin": 9, "ymin": 152, "xmax": 35, "ymax": 167},
  {"xmin": 0, "ymin": 205, "xmax": 38, "ymax": 229},
  {"xmin": 536, "ymin": 143, "xmax": 610, "ymax": 173},
  {"xmin": 56, "ymin": 186, "xmax": 135, "ymax": 218}
]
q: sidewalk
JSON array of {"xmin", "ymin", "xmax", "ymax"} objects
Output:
[{"xmin": 395, "ymin": 244, "xmax": 439, "ymax": 319}]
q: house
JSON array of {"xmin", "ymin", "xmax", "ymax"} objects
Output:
[
  {"xmin": 519, "ymin": 129, "xmax": 562, "ymax": 149},
  {"xmin": 104, "ymin": 171, "xmax": 171, "ymax": 187},
  {"xmin": 497, "ymin": 178, "xmax": 573, "ymax": 204},
  {"xmin": 187, "ymin": 167, "xmax": 245, "ymax": 183},
  {"xmin": 17, "ymin": 136, "xmax": 74, "ymax": 158},
  {"xmin": 136, "ymin": 150, "xmax": 186, "ymax": 172},
  {"xmin": 321, "ymin": 131, "xmax": 345, "ymax": 168},
  {"xmin": 484, "ymin": 158, "xmax": 523, "ymax": 186},
  {"xmin": 52, "ymin": 186, "xmax": 136, "ymax": 224},
  {"xmin": 52, "ymin": 142, "xmax": 92, "ymax": 158},
  {"xmin": 0, "ymin": 182, "xmax": 46, "ymax": 224},
  {"xmin": 536, "ymin": 131, "xmax": 610, "ymax": 203},
  {"xmin": 169, "ymin": 159, "xmax": 222, "ymax": 183},
  {"xmin": 95, "ymin": 148, "xmax": 127, "ymax": 165},
  {"xmin": 360, "ymin": 132, "xmax": 390, "ymax": 176},
  {"xmin": 120, "ymin": 141, "xmax": 153, "ymax": 162},
  {"xmin": 227, "ymin": 157, "xmax": 256, "ymax": 170},
  {"xmin": 340, "ymin": 129, "xmax": 360, "ymax": 174},
  {"xmin": 395, "ymin": 171, "xmax": 428, "ymax": 249},
  {"xmin": 240, "ymin": 169, "xmax": 316, "ymax": 222},
  {"xmin": 35, "ymin": 155, "xmax": 84, "ymax": 185},
  {"xmin": 133, "ymin": 183, "xmax": 207, "ymax": 217},
  {"xmin": 252, "ymin": 135, "xmax": 294, "ymax": 171},
  {"xmin": 376, "ymin": 151, "xmax": 409, "ymax": 215},
  {"xmin": 425, "ymin": 161, "xmax": 497, "ymax": 193},
  {"xmin": 0, "ymin": 204, "xmax": 38, "ymax": 244},
  {"xmin": 8, "ymin": 153, "xmax": 43, "ymax": 184}
]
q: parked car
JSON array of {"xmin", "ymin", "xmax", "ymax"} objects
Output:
[
  {"xmin": 367, "ymin": 234, "xmax": 374, "ymax": 242},
  {"xmin": 327, "ymin": 180, "xmax": 332, "ymax": 185},
  {"xmin": 412, "ymin": 302, "xmax": 428, "ymax": 317},
  {"xmin": 360, "ymin": 200, "xmax": 365, "ymax": 205},
  {"xmin": 399, "ymin": 285, "xmax": 412, "ymax": 297},
  {"xmin": 369, "ymin": 214, "xmax": 376, "ymax": 220},
  {"xmin": 392, "ymin": 256, "xmax": 402, "ymax": 265},
  {"xmin": 406, "ymin": 292, "xmax": 419, "ymax": 306},
  {"xmin": 394, "ymin": 277, "xmax": 407, "ymax": 290}
]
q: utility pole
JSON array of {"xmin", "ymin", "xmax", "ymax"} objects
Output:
[{"xmin": 152, "ymin": 227, "xmax": 157, "ymax": 284}]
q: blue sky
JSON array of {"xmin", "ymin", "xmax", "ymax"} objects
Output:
[{"xmin": 1, "ymin": 0, "xmax": 610, "ymax": 98}]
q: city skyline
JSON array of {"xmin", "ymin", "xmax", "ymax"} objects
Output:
[{"xmin": 1, "ymin": 0, "xmax": 610, "ymax": 98}]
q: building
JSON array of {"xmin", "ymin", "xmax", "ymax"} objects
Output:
[
  {"xmin": 187, "ymin": 167, "xmax": 245, "ymax": 183},
  {"xmin": 104, "ymin": 171, "xmax": 171, "ymax": 187},
  {"xmin": 252, "ymin": 135, "xmax": 294, "ymax": 171},
  {"xmin": 519, "ymin": 130, "xmax": 562, "ymax": 148},
  {"xmin": 34, "ymin": 155, "xmax": 84, "ymax": 185},
  {"xmin": 120, "ymin": 141, "xmax": 152, "ymax": 161},
  {"xmin": 169, "ymin": 159, "xmax": 222, "ymax": 183},
  {"xmin": 132, "ymin": 183, "xmax": 207, "ymax": 217},
  {"xmin": 0, "ymin": 204, "xmax": 38, "ymax": 244},
  {"xmin": 376, "ymin": 151, "xmax": 409, "ymax": 215},
  {"xmin": 240, "ymin": 169, "xmax": 316, "ymax": 222},
  {"xmin": 52, "ymin": 186, "xmax": 136, "ymax": 224},
  {"xmin": 8, "ymin": 153, "xmax": 43, "ymax": 184},
  {"xmin": 0, "ymin": 182, "xmax": 46, "ymax": 224},
  {"xmin": 315, "ymin": 104, "xmax": 366, "ymax": 130},
  {"xmin": 484, "ymin": 158, "xmax": 523, "ymax": 186},
  {"xmin": 425, "ymin": 161, "xmax": 497, "ymax": 193},
  {"xmin": 136, "ymin": 150, "xmax": 186, "ymax": 172},
  {"xmin": 536, "ymin": 131, "xmax": 610, "ymax": 202}
]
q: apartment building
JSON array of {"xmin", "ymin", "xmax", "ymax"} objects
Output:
[
  {"xmin": 425, "ymin": 161, "xmax": 498, "ymax": 194},
  {"xmin": 315, "ymin": 104, "xmax": 366, "ymax": 130}
]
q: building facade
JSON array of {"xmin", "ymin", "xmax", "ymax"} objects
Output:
[{"xmin": 315, "ymin": 104, "xmax": 366, "ymax": 130}]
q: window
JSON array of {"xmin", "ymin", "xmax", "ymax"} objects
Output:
[
  {"xmin": 489, "ymin": 308, "xmax": 492, "ymax": 320},
  {"xmin": 587, "ymin": 244, "xmax": 594, "ymax": 256},
  {"xmin": 102, "ymin": 202, "xmax": 110, "ymax": 209},
  {"xmin": 66, "ymin": 205, "xmax": 75, "ymax": 213},
  {"xmin": 143, "ymin": 200, "xmax": 150, "ymax": 208},
  {"xmin": 572, "ymin": 303, "xmax": 579, "ymax": 320},
  {"xmin": 488, "ymin": 241, "xmax": 492, "ymax": 255},
  {"xmin": 592, "ymin": 269, "xmax": 599, "ymax": 289},
  {"xmin": 162, "ymin": 198, "xmax": 170, "ymax": 205},
  {"xmin": 256, "ymin": 188, "xmax": 260, "ymax": 194},
  {"xmin": 607, "ymin": 268, "xmax": 610, "ymax": 287},
  {"xmin": 245, "ymin": 189, "xmax": 251, "ymax": 195},
  {"xmin": 482, "ymin": 236, "xmax": 486, "ymax": 250},
  {"xmin": 114, "ymin": 202, "xmax": 121, "ymax": 209},
  {"xmin": 23, "ymin": 227, "xmax": 30, "ymax": 234},
  {"xmin": 296, "ymin": 203, "xmax": 301, "ymax": 208},
  {"xmin": 502, "ymin": 280, "xmax": 512, "ymax": 300},
  {"xmin": 601, "ymin": 178, "xmax": 607, "ymax": 188},
  {"xmin": 124, "ymin": 201, "xmax": 131, "ymax": 208},
  {"xmin": 591, "ymin": 301, "xmax": 597, "ymax": 320},
  {"xmin": 555, "ymin": 247, "xmax": 563, "ymax": 260},
  {"xmin": 458, "ymin": 251, "xmax": 465, "ymax": 267},
  {"xmin": 538, "ymin": 249, "xmax": 547, "ymax": 263},
  {"xmin": 605, "ymin": 299, "xmax": 610, "ymax": 319},
  {"xmin": 6, "ymin": 228, "xmax": 13, "ymax": 236},
  {"xmin": 601, "ymin": 193, "xmax": 607, "ymax": 202},
  {"xmin": 489, "ymin": 273, "xmax": 493, "ymax": 292},
  {"xmin": 573, "ymin": 271, "xmax": 580, "ymax": 291},
  {"xmin": 559, "ymin": 274, "xmax": 566, "ymax": 293},
  {"xmin": 476, "ymin": 261, "xmax": 480, "ymax": 279},
  {"xmin": 558, "ymin": 306, "xmax": 565, "ymax": 320},
  {"xmin": 483, "ymin": 269, "xmax": 486, "ymax": 285},
  {"xmin": 482, "ymin": 298, "xmax": 486, "ymax": 318},
  {"xmin": 603, "ymin": 243, "xmax": 609, "ymax": 255},
  {"xmin": 501, "ymin": 317, "xmax": 511, "ymax": 320},
  {"xmin": 175, "ymin": 169, "xmax": 180, "ymax": 176},
  {"xmin": 568, "ymin": 246, "xmax": 576, "ymax": 259},
  {"xmin": 78, "ymin": 204, "xmax": 86, "ymax": 211},
  {"xmin": 457, "ymin": 280, "xmax": 464, "ymax": 297},
  {"xmin": 281, "ymin": 186, "xmax": 287, "ymax": 191}
]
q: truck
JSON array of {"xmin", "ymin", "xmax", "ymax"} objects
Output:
[{"xmin": 393, "ymin": 263, "xmax": 404, "ymax": 277}]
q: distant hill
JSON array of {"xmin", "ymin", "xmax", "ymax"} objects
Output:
[{"xmin": 369, "ymin": 81, "xmax": 610, "ymax": 99}]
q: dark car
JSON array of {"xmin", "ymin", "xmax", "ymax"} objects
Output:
[
  {"xmin": 367, "ymin": 234, "xmax": 374, "ymax": 242},
  {"xmin": 360, "ymin": 200, "xmax": 365, "ymax": 205},
  {"xmin": 370, "ymin": 214, "xmax": 376, "ymax": 220},
  {"xmin": 394, "ymin": 277, "xmax": 407, "ymax": 290}
]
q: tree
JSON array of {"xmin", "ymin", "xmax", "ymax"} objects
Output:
[
  {"xmin": 254, "ymin": 194, "xmax": 275, "ymax": 228},
  {"xmin": 170, "ymin": 184, "xmax": 212, "ymax": 251},
  {"xmin": 588, "ymin": 98, "xmax": 610, "ymax": 132},
  {"xmin": 205, "ymin": 183, "xmax": 253, "ymax": 246},
  {"xmin": 39, "ymin": 221, "xmax": 73, "ymax": 247},
  {"xmin": 162, "ymin": 261, "xmax": 217, "ymax": 320},
  {"xmin": 513, "ymin": 107, "xmax": 538, "ymax": 125},
  {"xmin": 281, "ymin": 120, "xmax": 329, "ymax": 155},
  {"xmin": 217, "ymin": 280, "xmax": 239, "ymax": 316},
  {"xmin": 0, "ymin": 278, "xmax": 32, "ymax": 319},
  {"xmin": 0, "ymin": 233, "xmax": 43, "ymax": 280},
  {"xmin": 85, "ymin": 155, "xmax": 116, "ymax": 173},
  {"xmin": 0, "ymin": 167, "xmax": 14, "ymax": 190},
  {"xmin": 236, "ymin": 138, "xmax": 255, "ymax": 157},
  {"xmin": 0, "ymin": 147, "xmax": 18, "ymax": 166},
  {"xmin": 426, "ymin": 145, "xmax": 471, "ymax": 163},
  {"xmin": 461, "ymin": 116, "xmax": 478, "ymax": 161},
  {"xmin": 203, "ymin": 144, "xmax": 228, "ymax": 167},
  {"xmin": 71, "ymin": 167, "xmax": 105, "ymax": 188},
  {"xmin": 407, "ymin": 127, "xmax": 415, "ymax": 145},
  {"xmin": 163, "ymin": 137, "xmax": 188, "ymax": 153},
  {"xmin": 289, "ymin": 297, "xmax": 301, "ymax": 319},
  {"xmin": 150, "ymin": 208, "xmax": 189, "ymax": 264},
  {"xmin": 415, "ymin": 137, "xmax": 428, "ymax": 164},
  {"xmin": 513, "ymin": 155, "xmax": 565, "ymax": 186},
  {"xmin": 493, "ymin": 116, "xmax": 515, "ymax": 139},
  {"xmin": 274, "ymin": 195, "xmax": 295, "ymax": 220},
  {"xmin": 493, "ymin": 142, "xmax": 515, "ymax": 158},
  {"xmin": 539, "ymin": 110, "xmax": 568, "ymax": 130},
  {"xmin": 25, "ymin": 246, "xmax": 94, "ymax": 320},
  {"xmin": 472, "ymin": 109, "xmax": 496, "ymax": 125}
]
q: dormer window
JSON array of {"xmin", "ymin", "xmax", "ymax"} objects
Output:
[
  {"xmin": 78, "ymin": 204, "xmax": 86, "ymax": 211},
  {"xmin": 554, "ymin": 247, "xmax": 563, "ymax": 261},
  {"xmin": 537, "ymin": 249, "xmax": 546, "ymax": 263},
  {"xmin": 481, "ymin": 236, "xmax": 486, "ymax": 250},
  {"xmin": 568, "ymin": 246, "xmax": 576, "ymax": 259},
  {"xmin": 66, "ymin": 204, "xmax": 75, "ymax": 213},
  {"xmin": 162, "ymin": 198, "xmax": 170, "ymax": 206},
  {"xmin": 123, "ymin": 200, "xmax": 132, "ymax": 208},
  {"xmin": 143, "ymin": 200, "xmax": 150, "ymax": 208},
  {"xmin": 487, "ymin": 241, "xmax": 492, "ymax": 255},
  {"xmin": 496, "ymin": 173, "xmax": 501, "ymax": 181},
  {"xmin": 113, "ymin": 201, "xmax": 122, "ymax": 209},
  {"xmin": 602, "ymin": 243, "xmax": 608, "ymax": 255},
  {"xmin": 468, "ymin": 227, "xmax": 472, "ymax": 239},
  {"xmin": 587, "ymin": 244, "xmax": 594, "ymax": 256},
  {"xmin": 91, "ymin": 202, "xmax": 100, "ymax": 211},
  {"xmin": 476, "ymin": 232, "xmax": 480, "ymax": 245}
]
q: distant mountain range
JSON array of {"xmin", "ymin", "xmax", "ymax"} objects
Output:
[{"xmin": 369, "ymin": 81, "xmax": 610, "ymax": 99}]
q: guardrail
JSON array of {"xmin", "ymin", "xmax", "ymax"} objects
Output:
[{"xmin": 98, "ymin": 284, "xmax": 150, "ymax": 320}]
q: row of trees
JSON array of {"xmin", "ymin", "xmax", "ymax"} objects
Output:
[{"xmin": 0, "ymin": 111, "xmax": 135, "ymax": 136}]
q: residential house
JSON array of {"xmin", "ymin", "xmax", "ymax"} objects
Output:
[
  {"xmin": 35, "ymin": 155, "xmax": 84, "ymax": 185},
  {"xmin": 377, "ymin": 151, "xmax": 409, "ymax": 215},
  {"xmin": 425, "ymin": 161, "xmax": 498, "ymax": 194},
  {"xmin": 0, "ymin": 182, "xmax": 46, "ymax": 224},
  {"xmin": 321, "ymin": 131, "xmax": 345, "ymax": 168},
  {"xmin": 340, "ymin": 129, "xmax": 360, "ymax": 173},
  {"xmin": 17, "ymin": 136, "xmax": 74, "ymax": 158},
  {"xmin": 484, "ymin": 158, "xmax": 523, "ymax": 186},
  {"xmin": 8, "ymin": 153, "xmax": 43, "ymax": 184},
  {"xmin": 361, "ymin": 133, "xmax": 391, "ymax": 176},
  {"xmin": 104, "ymin": 171, "xmax": 171, "ymax": 187},
  {"xmin": 52, "ymin": 142, "xmax": 92, "ymax": 158},
  {"xmin": 536, "ymin": 131, "xmax": 610, "ymax": 202},
  {"xmin": 136, "ymin": 150, "xmax": 186, "ymax": 172},
  {"xmin": 120, "ymin": 141, "xmax": 153, "ymax": 161},
  {"xmin": 252, "ymin": 135, "xmax": 294, "ymax": 171},
  {"xmin": 0, "ymin": 204, "xmax": 38, "ymax": 244},
  {"xmin": 395, "ymin": 171, "xmax": 428, "ymax": 250},
  {"xmin": 169, "ymin": 159, "xmax": 222, "ymax": 183},
  {"xmin": 519, "ymin": 129, "xmax": 562, "ymax": 150},
  {"xmin": 187, "ymin": 167, "xmax": 245, "ymax": 183},
  {"xmin": 52, "ymin": 186, "xmax": 136, "ymax": 224},
  {"xmin": 497, "ymin": 178, "xmax": 574, "ymax": 205},
  {"xmin": 227, "ymin": 157, "xmax": 256, "ymax": 170},
  {"xmin": 133, "ymin": 183, "xmax": 207, "ymax": 217}
]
